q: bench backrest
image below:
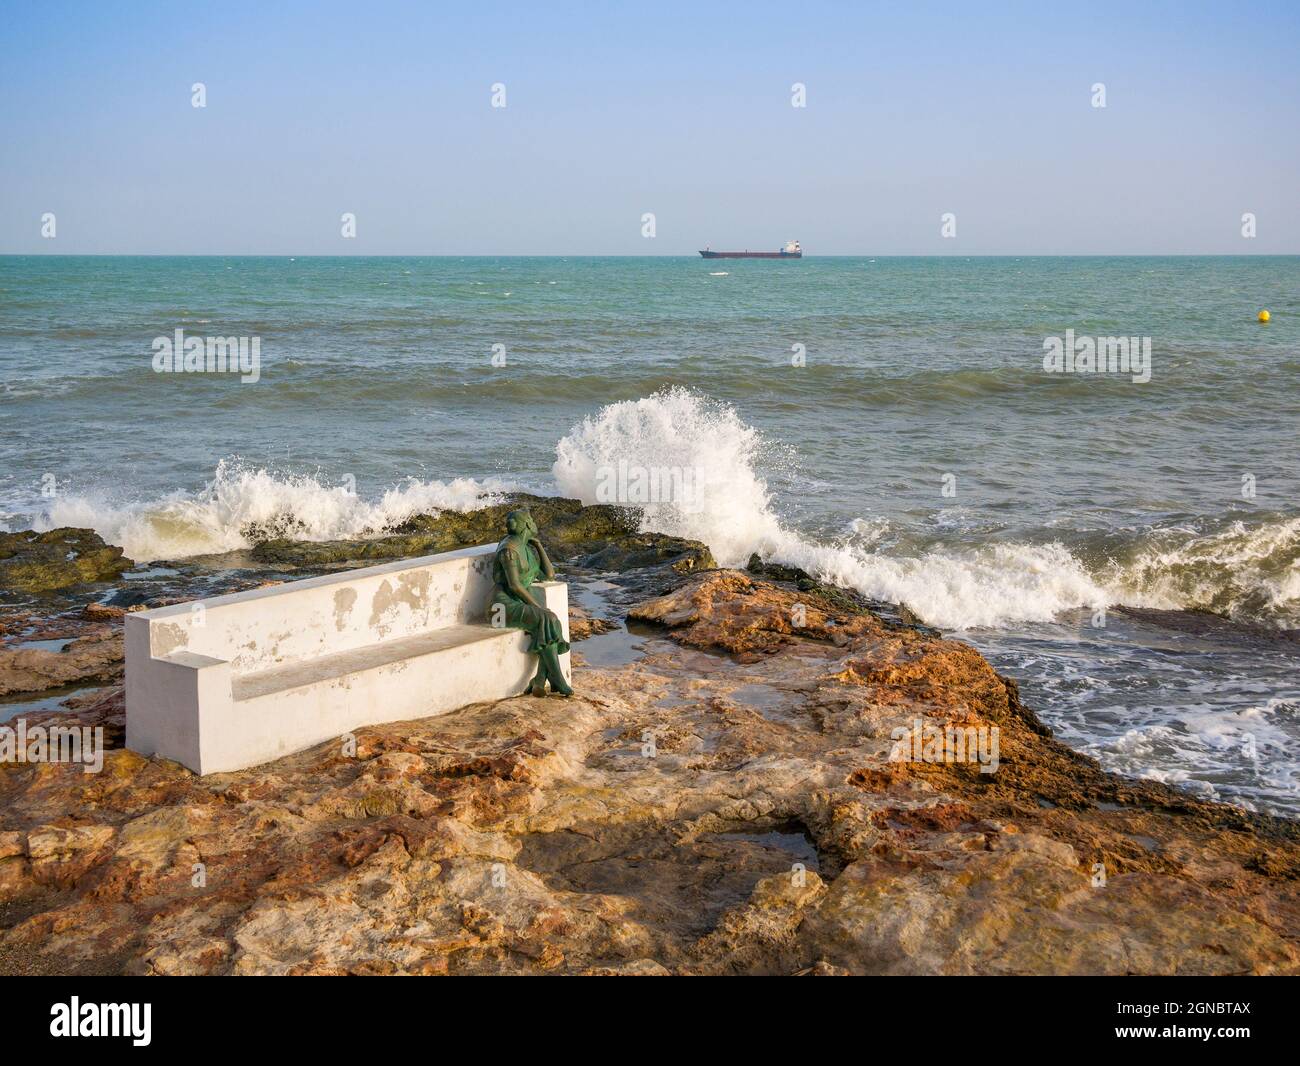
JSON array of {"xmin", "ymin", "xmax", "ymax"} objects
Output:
[{"xmin": 132, "ymin": 543, "xmax": 499, "ymax": 676}]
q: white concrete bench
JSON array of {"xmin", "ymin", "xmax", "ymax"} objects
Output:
[{"xmin": 125, "ymin": 544, "xmax": 569, "ymax": 775}]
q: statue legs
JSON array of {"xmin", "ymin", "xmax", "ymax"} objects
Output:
[{"xmin": 529, "ymin": 646, "xmax": 572, "ymax": 697}]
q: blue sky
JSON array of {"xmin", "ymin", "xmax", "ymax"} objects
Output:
[{"xmin": 1, "ymin": 0, "xmax": 1297, "ymax": 254}]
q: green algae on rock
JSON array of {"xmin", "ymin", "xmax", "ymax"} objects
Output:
[
  {"xmin": 0, "ymin": 529, "xmax": 133, "ymax": 595},
  {"xmin": 249, "ymin": 494, "xmax": 715, "ymax": 575}
]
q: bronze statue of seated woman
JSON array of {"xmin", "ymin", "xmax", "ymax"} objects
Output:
[{"xmin": 490, "ymin": 509, "xmax": 573, "ymax": 697}]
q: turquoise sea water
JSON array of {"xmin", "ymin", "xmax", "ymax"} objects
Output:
[{"xmin": 2, "ymin": 255, "xmax": 1298, "ymax": 814}]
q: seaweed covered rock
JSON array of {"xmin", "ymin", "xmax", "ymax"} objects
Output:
[
  {"xmin": 0, "ymin": 529, "xmax": 133, "ymax": 594},
  {"xmin": 248, "ymin": 494, "xmax": 715, "ymax": 575},
  {"xmin": 744, "ymin": 552, "xmax": 939, "ymax": 634}
]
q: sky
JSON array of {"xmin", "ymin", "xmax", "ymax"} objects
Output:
[{"xmin": 1, "ymin": 0, "xmax": 1297, "ymax": 255}]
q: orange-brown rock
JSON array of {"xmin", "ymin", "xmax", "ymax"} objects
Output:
[
  {"xmin": 0, "ymin": 627, "xmax": 123, "ymax": 698},
  {"xmin": 1, "ymin": 569, "xmax": 1295, "ymax": 975}
]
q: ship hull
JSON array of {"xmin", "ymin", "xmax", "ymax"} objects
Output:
[{"xmin": 699, "ymin": 250, "xmax": 802, "ymax": 258}]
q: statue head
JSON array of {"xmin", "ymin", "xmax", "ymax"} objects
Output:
[{"xmin": 505, "ymin": 508, "xmax": 537, "ymax": 538}]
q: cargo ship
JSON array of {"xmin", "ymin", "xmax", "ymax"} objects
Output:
[{"xmin": 699, "ymin": 240, "xmax": 802, "ymax": 259}]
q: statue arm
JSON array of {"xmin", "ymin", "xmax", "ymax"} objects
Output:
[{"xmin": 531, "ymin": 537, "xmax": 557, "ymax": 580}]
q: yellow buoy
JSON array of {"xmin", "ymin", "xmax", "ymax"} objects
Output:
[{"xmin": 1258, "ymin": 309, "xmax": 1271, "ymax": 322}]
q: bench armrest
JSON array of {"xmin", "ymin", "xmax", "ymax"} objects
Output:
[
  {"xmin": 533, "ymin": 581, "xmax": 570, "ymax": 641},
  {"xmin": 126, "ymin": 622, "xmax": 233, "ymax": 773},
  {"xmin": 157, "ymin": 650, "xmax": 230, "ymax": 671}
]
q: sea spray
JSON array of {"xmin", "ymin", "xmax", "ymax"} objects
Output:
[
  {"xmin": 36, "ymin": 459, "xmax": 517, "ymax": 562},
  {"xmin": 553, "ymin": 390, "xmax": 1300, "ymax": 631},
  {"xmin": 552, "ymin": 388, "xmax": 1110, "ymax": 629},
  {"xmin": 1093, "ymin": 516, "xmax": 1300, "ymax": 627},
  {"xmin": 27, "ymin": 390, "xmax": 1300, "ymax": 631},
  {"xmin": 553, "ymin": 387, "xmax": 786, "ymax": 566}
]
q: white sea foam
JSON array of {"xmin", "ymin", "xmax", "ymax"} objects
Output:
[
  {"xmin": 552, "ymin": 388, "xmax": 1110, "ymax": 629},
  {"xmin": 30, "ymin": 388, "xmax": 1300, "ymax": 634},
  {"xmin": 552, "ymin": 389, "xmax": 1300, "ymax": 631},
  {"xmin": 1098, "ymin": 516, "xmax": 1300, "ymax": 626},
  {"xmin": 1079, "ymin": 696, "xmax": 1300, "ymax": 813},
  {"xmin": 553, "ymin": 387, "xmax": 786, "ymax": 567},
  {"xmin": 36, "ymin": 459, "xmax": 515, "ymax": 562}
]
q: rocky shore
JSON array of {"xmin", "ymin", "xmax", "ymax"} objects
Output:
[{"xmin": 1, "ymin": 498, "xmax": 1297, "ymax": 975}]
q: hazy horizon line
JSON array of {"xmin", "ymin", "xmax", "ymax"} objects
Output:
[{"xmin": 4, "ymin": 252, "xmax": 1299, "ymax": 260}]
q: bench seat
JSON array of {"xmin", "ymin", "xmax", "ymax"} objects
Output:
[{"xmin": 231, "ymin": 624, "xmax": 510, "ymax": 703}]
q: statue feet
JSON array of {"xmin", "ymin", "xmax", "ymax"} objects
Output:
[{"xmin": 527, "ymin": 679, "xmax": 573, "ymax": 697}]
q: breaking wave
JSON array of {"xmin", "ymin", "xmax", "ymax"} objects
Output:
[
  {"xmin": 552, "ymin": 389, "xmax": 1300, "ymax": 631},
  {"xmin": 36, "ymin": 459, "xmax": 515, "ymax": 562},
  {"xmin": 27, "ymin": 389, "xmax": 1300, "ymax": 632},
  {"xmin": 1093, "ymin": 516, "xmax": 1300, "ymax": 627}
]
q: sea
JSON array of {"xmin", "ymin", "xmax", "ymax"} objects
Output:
[{"xmin": 2, "ymin": 254, "xmax": 1297, "ymax": 816}]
